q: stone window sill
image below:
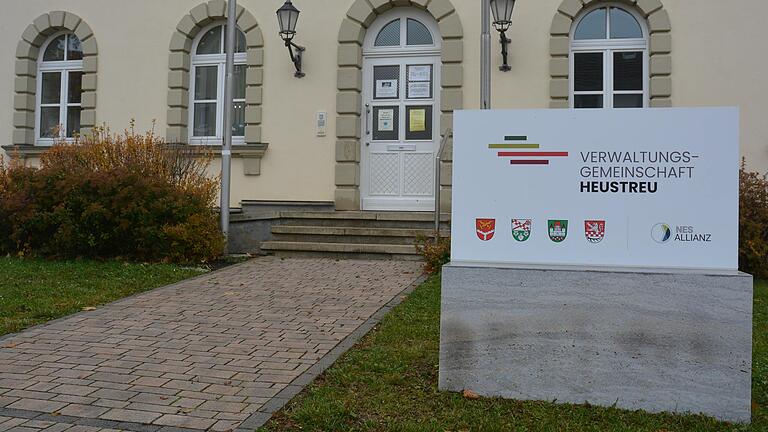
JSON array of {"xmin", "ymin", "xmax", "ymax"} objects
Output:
[{"xmin": 2, "ymin": 143, "xmax": 269, "ymax": 176}]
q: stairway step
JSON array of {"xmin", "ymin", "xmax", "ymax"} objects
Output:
[
  {"xmin": 272, "ymin": 225, "xmax": 449, "ymax": 237},
  {"xmin": 261, "ymin": 241, "xmax": 419, "ymax": 255},
  {"xmin": 271, "ymin": 226, "xmax": 449, "ymax": 245}
]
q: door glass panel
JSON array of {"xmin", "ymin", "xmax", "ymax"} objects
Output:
[
  {"xmin": 574, "ymin": 8, "xmax": 607, "ymax": 40},
  {"xmin": 574, "ymin": 95, "xmax": 603, "ymax": 108},
  {"xmin": 197, "ymin": 26, "xmax": 222, "ymax": 54},
  {"xmin": 373, "ymin": 65, "xmax": 399, "ymax": 100},
  {"xmin": 66, "ymin": 106, "xmax": 81, "ymax": 137},
  {"xmin": 43, "ymin": 35, "xmax": 66, "ymax": 61},
  {"xmin": 193, "ymin": 102, "xmax": 217, "ymax": 137},
  {"xmin": 406, "ymin": 19, "xmax": 433, "ymax": 45},
  {"xmin": 614, "ymin": 94, "xmax": 643, "ymax": 108},
  {"xmin": 41, "ymin": 72, "xmax": 62, "ymax": 104},
  {"xmin": 610, "ymin": 8, "xmax": 643, "ymax": 39},
  {"xmin": 40, "ymin": 107, "xmax": 60, "ymax": 138},
  {"xmin": 375, "ymin": 19, "xmax": 401, "ymax": 46},
  {"xmin": 574, "ymin": 53, "xmax": 603, "ymax": 92},
  {"xmin": 405, "ymin": 106, "xmax": 432, "ymax": 140},
  {"xmin": 68, "ymin": 71, "xmax": 83, "ymax": 104},
  {"xmin": 614, "ymin": 51, "xmax": 643, "ymax": 91},
  {"xmin": 372, "ymin": 106, "xmax": 399, "ymax": 141},
  {"xmin": 194, "ymin": 66, "xmax": 218, "ymax": 100}
]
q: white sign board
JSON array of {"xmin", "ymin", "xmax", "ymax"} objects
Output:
[{"xmin": 451, "ymin": 108, "xmax": 739, "ymax": 271}]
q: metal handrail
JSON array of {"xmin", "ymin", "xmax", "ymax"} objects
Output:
[{"xmin": 434, "ymin": 129, "xmax": 452, "ymax": 237}]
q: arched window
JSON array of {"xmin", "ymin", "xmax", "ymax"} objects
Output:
[
  {"xmin": 570, "ymin": 5, "xmax": 648, "ymax": 109},
  {"xmin": 37, "ymin": 32, "xmax": 83, "ymax": 142},
  {"xmin": 190, "ymin": 23, "xmax": 247, "ymax": 144},
  {"xmin": 372, "ymin": 17, "xmax": 435, "ymax": 49}
]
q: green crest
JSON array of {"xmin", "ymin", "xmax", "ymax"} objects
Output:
[
  {"xmin": 512, "ymin": 219, "xmax": 532, "ymax": 242},
  {"xmin": 548, "ymin": 220, "xmax": 568, "ymax": 243}
]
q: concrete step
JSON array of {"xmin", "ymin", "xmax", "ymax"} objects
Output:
[
  {"xmin": 261, "ymin": 241, "xmax": 421, "ymax": 261},
  {"xmin": 271, "ymin": 225, "xmax": 449, "ymax": 245},
  {"xmin": 278, "ymin": 211, "xmax": 451, "ymax": 229}
]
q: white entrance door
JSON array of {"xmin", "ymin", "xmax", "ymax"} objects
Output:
[{"xmin": 360, "ymin": 10, "xmax": 441, "ymax": 212}]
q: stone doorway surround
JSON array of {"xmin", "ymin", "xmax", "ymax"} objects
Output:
[
  {"xmin": 335, "ymin": 0, "xmax": 464, "ymax": 212},
  {"xmin": 549, "ymin": 0, "xmax": 672, "ymax": 108}
]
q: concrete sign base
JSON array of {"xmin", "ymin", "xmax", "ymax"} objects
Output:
[{"xmin": 439, "ymin": 262, "xmax": 753, "ymax": 423}]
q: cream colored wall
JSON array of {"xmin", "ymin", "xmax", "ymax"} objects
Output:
[{"xmin": 2, "ymin": 0, "xmax": 768, "ymax": 205}]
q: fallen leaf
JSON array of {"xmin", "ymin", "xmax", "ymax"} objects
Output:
[
  {"xmin": 462, "ymin": 389, "xmax": 480, "ymax": 400},
  {"xmin": 2, "ymin": 343, "xmax": 17, "ymax": 349},
  {"xmin": 82, "ymin": 307, "xmax": 97, "ymax": 311}
]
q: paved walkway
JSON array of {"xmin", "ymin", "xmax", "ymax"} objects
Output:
[{"xmin": 0, "ymin": 257, "xmax": 424, "ymax": 432}]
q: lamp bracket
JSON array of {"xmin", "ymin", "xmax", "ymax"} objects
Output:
[
  {"xmin": 286, "ymin": 41, "xmax": 306, "ymax": 78},
  {"xmin": 498, "ymin": 30, "xmax": 511, "ymax": 72}
]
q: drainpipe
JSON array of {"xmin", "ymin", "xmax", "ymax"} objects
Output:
[
  {"xmin": 481, "ymin": 0, "xmax": 492, "ymax": 109},
  {"xmin": 221, "ymin": 0, "xmax": 237, "ymax": 254}
]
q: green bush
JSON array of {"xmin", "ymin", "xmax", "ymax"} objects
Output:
[
  {"xmin": 740, "ymin": 159, "xmax": 768, "ymax": 278},
  {"xmin": 0, "ymin": 126, "xmax": 223, "ymax": 263}
]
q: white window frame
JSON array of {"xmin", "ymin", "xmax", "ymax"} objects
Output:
[
  {"xmin": 189, "ymin": 23, "xmax": 247, "ymax": 146},
  {"xmin": 569, "ymin": 3, "xmax": 649, "ymax": 109},
  {"xmin": 35, "ymin": 31, "xmax": 83, "ymax": 146}
]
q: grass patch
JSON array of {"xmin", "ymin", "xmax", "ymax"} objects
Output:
[
  {"xmin": 0, "ymin": 257, "xmax": 206, "ymax": 336},
  {"xmin": 261, "ymin": 277, "xmax": 766, "ymax": 432}
]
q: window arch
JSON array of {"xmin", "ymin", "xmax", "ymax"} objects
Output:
[
  {"xmin": 37, "ymin": 32, "xmax": 84, "ymax": 142},
  {"xmin": 570, "ymin": 4, "xmax": 648, "ymax": 109},
  {"xmin": 189, "ymin": 23, "xmax": 247, "ymax": 144}
]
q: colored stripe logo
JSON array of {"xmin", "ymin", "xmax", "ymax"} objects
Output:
[{"xmin": 488, "ymin": 135, "xmax": 568, "ymax": 166}]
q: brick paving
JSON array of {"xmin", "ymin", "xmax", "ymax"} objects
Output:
[{"xmin": 0, "ymin": 257, "xmax": 424, "ymax": 431}]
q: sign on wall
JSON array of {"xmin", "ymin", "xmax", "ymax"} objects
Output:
[{"xmin": 451, "ymin": 108, "xmax": 739, "ymax": 271}]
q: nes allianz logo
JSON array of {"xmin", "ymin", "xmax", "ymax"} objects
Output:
[{"xmin": 488, "ymin": 135, "xmax": 569, "ymax": 166}]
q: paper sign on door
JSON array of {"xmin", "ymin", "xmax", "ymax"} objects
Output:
[
  {"xmin": 409, "ymin": 109, "xmax": 426, "ymax": 132},
  {"xmin": 378, "ymin": 109, "xmax": 394, "ymax": 132},
  {"xmin": 408, "ymin": 65, "xmax": 431, "ymax": 82},
  {"xmin": 408, "ymin": 82, "xmax": 431, "ymax": 99},
  {"xmin": 375, "ymin": 80, "xmax": 398, "ymax": 99}
]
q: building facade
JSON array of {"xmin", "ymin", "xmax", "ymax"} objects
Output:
[{"xmin": 1, "ymin": 0, "xmax": 766, "ymax": 213}]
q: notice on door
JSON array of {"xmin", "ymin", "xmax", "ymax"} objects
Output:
[
  {"xmin": 409, "ymin": 109, "xmax": 426, "ymax": 132},
  {"xmin": 408, "ymin": 82, "xmax": 431, "ymax": 99},
  {"xmin": 376, "ymin": 80, "xmax": 398, "ymax": 99},
  {"xmin": 378, "ymin": 109, "xmax": 394, "ymax": 132},
  {"xmin": 408, "ymin": 65, "xmax": 431, "ymax": 82}
]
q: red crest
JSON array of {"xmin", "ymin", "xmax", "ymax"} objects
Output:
[
  {"xmin": 476, "ymin": 219, "xmax": 496, "ymax": 241},
  {"xmin": 584, "ymin": 220, "xmax": 606, "ymax": 244}
]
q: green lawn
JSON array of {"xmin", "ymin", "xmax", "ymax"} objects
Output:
[
  {"xmin": 0, "ymin": 258, "xmax": 206, "ymax": 336},
  {"xmin": 260, "ymin": 277, "xmax": 767, "ymax": 432}
]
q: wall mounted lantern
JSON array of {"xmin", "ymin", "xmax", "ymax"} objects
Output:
[
  {"xmin": 490, "ymin": 0, "xmax": 516, "ymax": 71},
  {"xmin": 276, "ymin": 0, "xmax": 306, "ymax": 78}
]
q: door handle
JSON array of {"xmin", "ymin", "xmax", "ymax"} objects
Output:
[{"xmin": 365, "ymin": 104, "xmax": 371, "ymax": 136}]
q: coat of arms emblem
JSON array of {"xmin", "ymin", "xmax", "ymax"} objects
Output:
[
  {"xmin": 585, "ymin": 220, "xmax": 606, "ymax": 244},
  {"xmin": 511, "ymin": 219, "xmax": 532, "ymax": 242},
  {"xmin": 548, "ymin": 220, "xmax": 568, "ymax": 243},
  {"xmin": 476, "ymin": 219, "xmax": 496, "ymax": 241}
]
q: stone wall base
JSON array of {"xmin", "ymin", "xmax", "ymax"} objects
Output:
[{"xmin": 439, "ymin": 263, "xmax": 753, "ymax": 423}]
